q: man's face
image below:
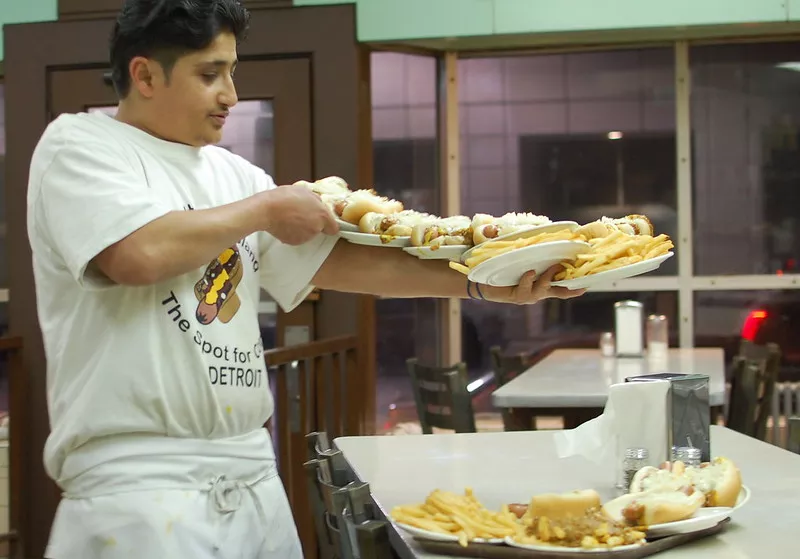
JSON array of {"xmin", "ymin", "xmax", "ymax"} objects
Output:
[{"xmin": 136, "ymin": 32, "xmax": 239, "ymax": 147}]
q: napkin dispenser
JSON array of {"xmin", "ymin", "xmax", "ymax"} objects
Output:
[
  {"xmin": 614, "ymin": 300, "xmax": 644, "ymax": 357},
  {"xmin": 625, "ymin": 373, "xmax": 711, "ymax": 462}
]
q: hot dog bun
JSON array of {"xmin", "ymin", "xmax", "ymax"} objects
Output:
[
  {"xmin": 295, "ymin": 176, "xmax": 351, "ymax": 197},
  {"xmin": 630, "ymin": 457, "xmax": 742, "ymax": 509},
  {"xmin": 471, "ymin": 212, "xmax": 551, "ymax": 245},
  {"xmin": 602, "ymin": 490, "xmax": 705, "ymax": 527},
  {"xmin": 335, "ymin": 190, "xmax": 404, "ymax": 225},
  {"xmin": 521, "ymin": 489, "xmax": 602, "ymax": 522},
  {"xmin": 683, "ymin": 457, "xmax": 742, "ymax": 508},
  {"xmin": 358, "ymin": 210, "xmax": 433, "ymax": 237},
  {"xmin": 578, "ymin": 215, "xmax": 655, "ymax": 240}
]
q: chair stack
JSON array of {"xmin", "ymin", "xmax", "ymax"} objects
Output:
[{"xmin": 303, "ymin": 431, "xmax": 396, "ymax": 559}]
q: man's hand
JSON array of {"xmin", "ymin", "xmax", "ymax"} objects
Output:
[
  {"xmin": 484, "ymin": 265, "xmax": 586, "ymax": 304},
  {"xmin": 263, "ymin": 184, "xmax": 339, "ymax": 245}
]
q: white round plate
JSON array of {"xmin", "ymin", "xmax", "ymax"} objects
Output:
[
  {"xmin": 645, "ymin": 506, "xmax": 732, "ymax": 538},
  {"xmin": 734, "ymin": 485, "xmax": 751, "ymax": 511},
  {"xmin": 403, "ymin": 245, "xmax": 469, "ymax": 260},
  {"xmin": 550, "ymin": 252, "xmax": 673, "ymax": 290},
  {"xmin": 468, "ymin": 240, "xmax": 590, "ymax": 288},
  {"xmin": 504, "ymin": 536, "xmax": 643, "ymax": 553},
  {"xmin": 394, "ymin": 523, "xmax": 504, "ymax": 545},
  {"xmin": 339, "ymin": 230, "xmax": 410, "ymax": 248},
  {"xmin": 460, "ymin": 221, "xmax": 580, "ymax": 264},
  {"xmin": 394, "ymin": 522, "xmax": 457, "ymax": 543},
  {"xmin": 335, "ymin": 218, "xmax": 359, "ymax": 233}
]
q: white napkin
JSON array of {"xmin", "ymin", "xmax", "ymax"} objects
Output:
[{"xmin": 554, "ymin": 380, "xmax": 672, "ymax": 482}]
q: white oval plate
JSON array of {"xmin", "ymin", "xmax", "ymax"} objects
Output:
[
  {"xmin": 504, "ymin": 537, "xmax": 644, "ymax": 553},
  {"xmin": 645, "ymin": 506, "xmax": 732, "ymax": 538},
  {"xmin": 335, "ymin": 218, "xmax": 359, "ymax": 233},
  {"xmin": 550, "ymin": 252, "xmax": 673, "ymax": 291},
  {"xmin": 394, "ymin": 523, "xmax": 504, "ymax": 545},
  {"xmin": 460, "ymin": 221, "xmax": 580, "ymax": 264},
  {"xmin": 403, "ymin": 245, "xmax": 469, "ymax": 260},
  {"xmin": 339, "ymin": 230, "xmax": 410, "ymax": 248},
  {"xmin": 468, "ymin": 240, "xmax": 590, "ymax": 288}
]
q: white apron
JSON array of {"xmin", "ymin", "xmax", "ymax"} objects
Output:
[{"xmin": 45, "ymin": 429, "xmax": 302, "ymax": 559}]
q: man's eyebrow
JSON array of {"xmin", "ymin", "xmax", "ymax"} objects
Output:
[{"xmin": 194, "ymin": 59, "xmax": 238, "ymax": 68}]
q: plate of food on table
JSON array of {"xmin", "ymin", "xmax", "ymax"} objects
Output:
[
  {"xmin": 299, "ymin": 176, "xmax": 675, "ymax": 286},
  {"xmin": 388, "ymin": 456, "xmax": 747, "ymax": 557}
]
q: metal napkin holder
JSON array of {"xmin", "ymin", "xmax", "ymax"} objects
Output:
[{"xmin": 625, "ymin": 372, "xmax": 711, "ymax": 462}]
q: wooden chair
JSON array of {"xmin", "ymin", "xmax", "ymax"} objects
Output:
[
  {"xmin": 406, "ymin": 358, "xmax": 477, "ymax": 434},
  {"xmin": 726, "ymin": 343, "xmax": 781, "ymax": 440},
  {"xmin": 788, "ymin": 417, "xmax": 800, "ymax": 455},
  {"xmin": 489, "ymin": 346, "xmax": 532, "ymax": 431}
]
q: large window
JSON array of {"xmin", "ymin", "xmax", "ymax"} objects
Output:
[
  {"xmin": 458, "ymin": 48, "xmax": 677, "ymax": 363},
  {"xmin": 371, "ymin": 53, "xmax": 441, "ymax": 432},
  {"xmin": 692, "ymin": 42, "xmax": 800, "ymax": 276}
]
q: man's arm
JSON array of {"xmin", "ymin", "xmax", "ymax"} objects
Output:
[
  {"xmin": 94, "ymin": 193, "xmax": 273, "ymax": 285},
  {"xmin": 312, "ymin": 240, "xmax": 584, "ymax": 303},
  {"xmin": 94, "ymin": 185, "xmax": 338, "ymax": 286}
]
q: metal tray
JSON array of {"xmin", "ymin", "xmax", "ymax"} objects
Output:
[{"xmin": 414, "ymin": 518, "xmax": 729, "ymax": 558}]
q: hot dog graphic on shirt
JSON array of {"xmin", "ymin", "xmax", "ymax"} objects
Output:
[{"xmin": 194, "ymin": 246, "xmax": 244, "ymax": 325}]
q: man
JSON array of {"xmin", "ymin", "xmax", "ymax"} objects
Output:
[{"xmin": 26, "ymin": 1, "xmax": 584, "ymax": 558}]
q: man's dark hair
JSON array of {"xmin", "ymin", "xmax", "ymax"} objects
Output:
[{"xmin": 110, "ymin": 0, "xmax": 250, "ymax": 97}]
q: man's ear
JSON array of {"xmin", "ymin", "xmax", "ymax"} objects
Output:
[{"xmin": 128, "ymin": 57, "xmax": 164, "ymax": 98}]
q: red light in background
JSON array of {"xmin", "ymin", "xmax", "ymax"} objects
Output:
[{"xmin": 742, "ymin": 310, "xmax": 768, "ymax": 341}]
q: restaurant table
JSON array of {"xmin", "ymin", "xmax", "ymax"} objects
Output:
[
  {"xmin": 335, "ymin": 425, "xmax": 799, "ymax": 558},
  {"xmin": 491, "ymin": 348, "xmax": 727, "ymax": 429}
]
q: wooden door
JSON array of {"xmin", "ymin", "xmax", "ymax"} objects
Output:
[{"xmin": 4, "ymin": 5, "xmax": 374, "ymax": 558}]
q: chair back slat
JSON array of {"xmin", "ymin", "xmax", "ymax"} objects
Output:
[
  {"xmin": 788, "ymin": 417, "xmax": 800, "ymax": 454},
  {"xmin": 489, "ymin": 346, "xmax": 532, "ymax": 431},
  {"xmin": 407, "ymin": 358, "xmax": 476, "ymax": 434},
  {"xmin": 727, "ymin": 343, "xmax": 781, "ymax": 440}
]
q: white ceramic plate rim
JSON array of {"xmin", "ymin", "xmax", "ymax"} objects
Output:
[
  {"xmin": 550, "ymin": 252, "xmax": 673, "ymax": 289},
  {"xmin": 644, "ymin": 506, "xmax": 731, "ymax": 537},
  {"xmin": 504, "ymin": 536, "xmax": 644, "ymax": 553},
  {"xmin": 339, "ymin": 230, "xmax": 410, "ymax": 247},
  {"xmin": 468, "ymin": 240, "xmax": 590, "ymax": 288},
  {"xmin": 460, "ymin": 220, "xmax": 579, "ymax": 264},
  {"xmin": 394, "ymin": 522, "xmax": 504, "ymax": 545},
  {"xmin": 733, "ymin": 485, "xmax": 751, "ymax": 510}
]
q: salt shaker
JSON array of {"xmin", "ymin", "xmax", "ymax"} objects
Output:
[
  {"xmin": 646, "ymin": 314, "xmax": 669, "ymax": 360},
  {"xmin": 672, "ymin": 446, "xmax": 702, "ymax": 467},
  {"xmin": 619, "ymin": 447, "xmax": 649, "ymax": 492},
  {"xmin": 600, "ymin": 332, "xmax": 615, "ymax": 357}
]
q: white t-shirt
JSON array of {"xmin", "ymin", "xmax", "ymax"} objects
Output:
[{"xmin": 27, "ymin": 111, "xmax": 337, "ymax": 484}]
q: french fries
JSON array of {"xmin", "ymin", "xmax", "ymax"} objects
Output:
[
  {"xmin": 390, "ymin": 488, "xmax": 523, "ymax": 547},
  {"xmin": 554, "ymin": 232, "xmax": 674, "ymax": 282},
  {"xmin": 512, "ymin": 508, "xmax": 646, "ymax": 550},
  {"xmin": 447, "ymin": 229, "xmax": 587, "ymax": 276}
]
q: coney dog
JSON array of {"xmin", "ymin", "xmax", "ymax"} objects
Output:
[
  {"xmin": 629, "ymin": 457, "xmax": 742, "ymax": 508},
  {"xmin": 194, "ymin": 247, "xmax": 244, "ymax": 325},
  {"xmin": 577, "ymin": 215, "xmax": 654, "ymax": 240},
  {"xmin": 506, "ymin": 489, "xmax": 602, "ymax": 521},
  {"xmin": 410, "ymin": 215, "xmax": 473, "ymax": 248},
  {"xmin": 602, "ymin": 489, "xmax": 706, "ymax": 527},
  {"xmin": 330, "ymin": 189, "xmax": 404, "ymax": 225},
  {"xmin": 471, "ymin": 212, "xmax": 551, "ymax": 245},
  {"xmin": 358, "ymin": 210, "xmax": 435, "ymax": 238}
]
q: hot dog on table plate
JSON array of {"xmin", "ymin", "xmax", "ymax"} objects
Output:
[{"xmin": 629, "ymin": 457, "xmax": 743, "ymax": 508}]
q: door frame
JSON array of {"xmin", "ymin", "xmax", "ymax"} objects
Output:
[{"xmin": 4, "ymin": 5, "xmax": 374, "ymax": 557}]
